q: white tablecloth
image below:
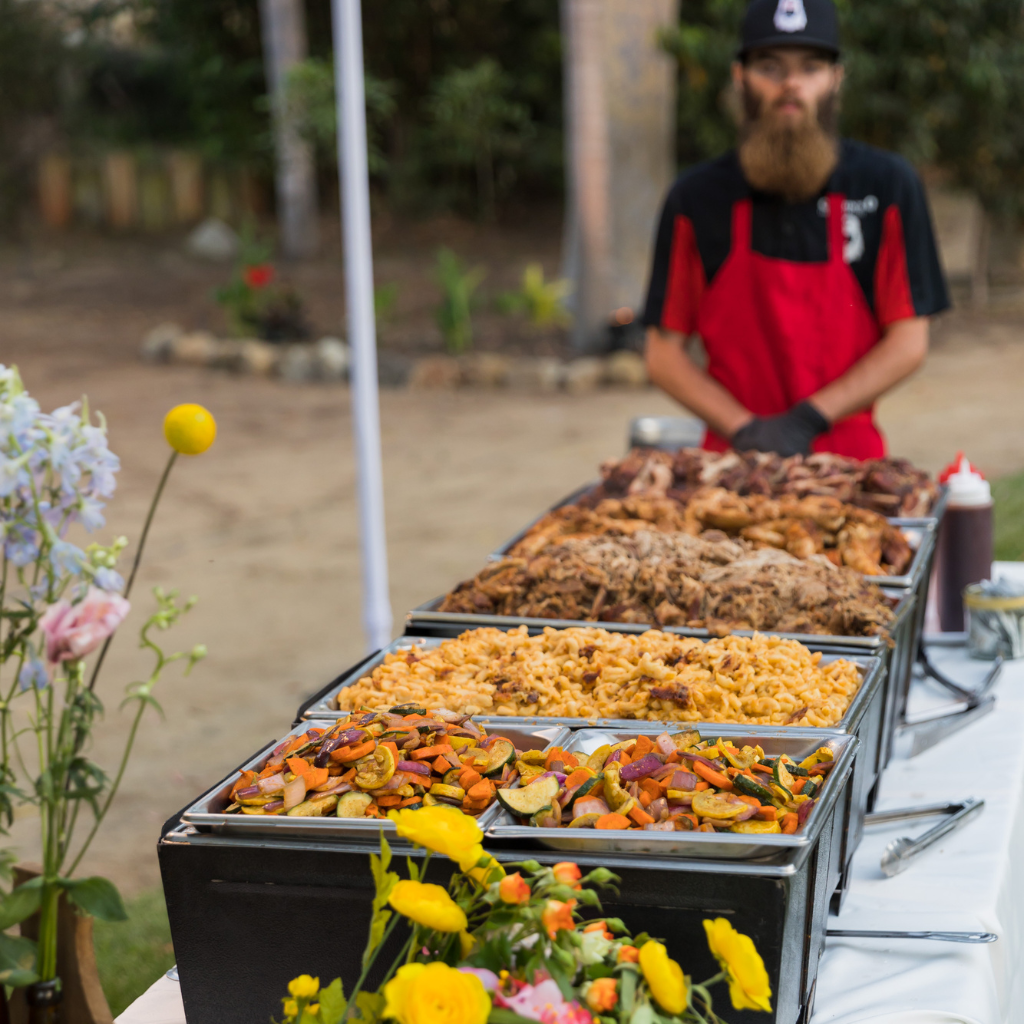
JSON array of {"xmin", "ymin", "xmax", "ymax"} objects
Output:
[{"xmin": 119, "ymin": 567, "xmax": 1024, "ymax": 1024}]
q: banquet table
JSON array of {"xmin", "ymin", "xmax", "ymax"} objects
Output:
[{"xmin": 117, "ymin": 567, "xmax": 1024, "ymax": 1024}]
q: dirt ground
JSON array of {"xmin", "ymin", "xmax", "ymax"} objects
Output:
[{"xmin": 1, "ymin": 226, "xmax": 1023, "ymax": 894}]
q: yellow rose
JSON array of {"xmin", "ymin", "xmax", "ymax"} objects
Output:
[
  {"xmin": 703, "ymin": 918, "xmax": 772, "ymax": 1013},
  {"xmin": 389, "ymin": 805, "xmax": 482, "ymax": 862},
  {"xmin": 388, "ymin": 880, "xmax": 468, "ymax": 933},
  {"xmin": 287, "ymin": 975, "xmax": 320, "ymax": 1000},
  {"xmin": 457, "ymin": 844, "xmax": 505, "ymax": 885},
  {"xmin": 639, "ymin": 941, "xmax": 687, "ymax": 1016},
  {"xmin": 163, "ymin": 404, "xmax": 217, "ymax": 455},
  {"xmin": 383, "ymin": 962, "xmax": 490, "ymax": 1024}
]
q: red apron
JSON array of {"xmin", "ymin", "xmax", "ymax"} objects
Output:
[{"xmin": 697, "ymin": 194, "xmax": 886, "ymax": 459}]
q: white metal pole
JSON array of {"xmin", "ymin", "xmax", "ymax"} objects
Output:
[{"xmin": 331, "ymin": 0, "xmax": 392, "ymax": 652}]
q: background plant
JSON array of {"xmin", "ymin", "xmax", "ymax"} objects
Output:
[
  {"xmin": 434, "ymin": 249, "xmax": 486, "ymax": 356},
  {"xmin": 496, "ymin": 263, "xmax": 572, "ymax": 329}
]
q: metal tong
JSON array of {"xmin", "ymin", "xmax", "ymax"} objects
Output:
[
  {"xmin": 827, "ymin": 929, "xmax": 996, "ymax": 944},
  {"xmin": 894, "ymin": 647, "xmax": 1003, "ymax": 758},
  {"xmin": 864, "ymin": 798, "xmax": 984, "ymax": 877}
]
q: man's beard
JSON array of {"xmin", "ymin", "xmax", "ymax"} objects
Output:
[{"xmin": 737, "ymin": 84, "xmax": 839, "ymax": 202}]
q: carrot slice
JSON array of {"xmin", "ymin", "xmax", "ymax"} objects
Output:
[
  {"xmin": 332, "ymin": 740, "xmax": 375, "ymax": 763},
  {"xmin": 781, "ymin": 813, "xmax": 799, "ymax": 834},
  {"xmin": 565, "ymin": 769, "xmax": 592, "ymax": 790},
  {"xmin": 633, "ymin": 735, "xmax": 653, "ymax": 759},
  {"xmin": 376, "ymin": 795, "xmax": 403, "ymax": 807},
  {"xmin": 287, "ymin": 757, "xmax": 312, "ymax": 777},
  {"xmin": 638, "ymin": 791, "xmax": 652, "ymax": 808},
  {"xmin": 595, "ymin": 813, "xmax": 631, "ymax": 830},
  {"xmin": 410, "ymin": 744, "xmax": 452, "ymax": 760},
  {"xmin": 231, "ymin": 770, "xmax": 257, "ymax": 797},
  {"xmin": 544, "ymin": 748, "xmax": 566, "ymax": 770},
  {"xmin": 460, "ymin": 768, "xmax": 483, "ymax": 790},
  {"xmin": 639, "ymin": 778, "xmax": 661, "ymax": 800},
  {"xmin": 755, "ymin": 806, "xmax": 777, "ymax": 821},
  {"xmin": 466, "ymin": 780, "xmax": 492, "ymax": 802},
  {"xmin": 381, "ymin": 741, "xmax": 399, "ymax": 762},
  {"xmin": 305, "ymin": 767, "xmax": 330, "ymax": 790},
  {"xmin": 628, "ymin": 805, "xmax": 655, "ymax": 826},
  {"xmin": 694, "ymin": 781, "xmax": 709, "ymax": 791},
  {"xmin": 396, "ymin": 796, "xmax": 422, "ymax": 808},
  {"xmin": 791, "ymin": 777, "xmax": 806, "ymax": 795},
  {"xmin": 432, "ymin": 756, "xmax": 452, "ymax": 775},
  {"xmin": 692, "ymin": 761, "xmax": 733, "ymax": 790},
  {"xmin": 618, "ymin": 750, "xmax": 632, "ymax": 766},
  {"xmin": 735, "ymin": 794, "xmax": 760, "ymax": 808},
  {"xmin": 340, "ymin": 767, "xmax": 357, "ymax": 784},
  {"xmin": 664, "ymin": 751, "xmax": 680, "ymax": 764},
  {"xmin": 751, "ymin": 763, "xmax": 774, "ymax": 775},
  {"xmin": 682, "ymin": 813, "xmax": 698, "ymax": 828}
]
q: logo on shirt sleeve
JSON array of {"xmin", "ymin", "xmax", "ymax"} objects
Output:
[{"xmin": 774, "ymin": 0, "xmax": 808, "ymax": 32}]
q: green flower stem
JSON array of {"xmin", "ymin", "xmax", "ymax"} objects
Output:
[{"xmin": 87, "ymin": 449, "xmax": 177, "ymax": 694}]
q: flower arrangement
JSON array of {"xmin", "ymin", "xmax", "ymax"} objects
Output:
[
  {"xmin": 0, "ymin": 367, "xmax": 215, "ymax": 999},
  {"xmin": 275, "ymin": 805, "xmax": 771, "ymax": 1024}
]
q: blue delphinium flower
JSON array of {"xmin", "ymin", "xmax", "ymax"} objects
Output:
[
  {"xmin": 93, "ymin": 567, "xmax": 124, "ymax": 593},
  {"xmin": 18, "ymin": 656, "xmax": 48, "ymax": 691},
  {"xmin": 50, "ymin": 540, "xmax": 86, "ymax": 576}
]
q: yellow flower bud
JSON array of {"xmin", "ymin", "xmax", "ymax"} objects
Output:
[
  {"xmin": 163, "ymin": 403, "xmax": 217, "ymax": 455},
  {"xmin": 287, "ymin": 975, "xmax": 319, "ymax": 1000},
  {"xmin": 703, "ymin": 917, "xmax": 772, "ymax": 1012},
  {"xmin": 639, "ymin": 941, "xmax": 687, "ymax": 1016},
  {"xmin": 388, "ymin": 879, "xmax": 468, "ymax": 933}
]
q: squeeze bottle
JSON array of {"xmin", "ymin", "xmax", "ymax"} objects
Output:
[{"xmin": 935, "ymin": 453, "xmax": 993, "ymax": 632}]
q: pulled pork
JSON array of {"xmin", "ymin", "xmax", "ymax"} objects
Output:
[{"xmin": 440, "ymin": 530, "xmax": 895, "ymax": 637}]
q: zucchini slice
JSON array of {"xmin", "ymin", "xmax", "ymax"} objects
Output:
[
  {"xmin": 671, "ymin": 730, "xmax": 701, "ymax": 751},
  {"xmin": 586, "ymin": 744, "xmax": 612, "ymax": 773},
  {"xmin": 732, "ymin": 773, "xmax": 773, "ymax": 803},
  {"xmin": 719, "ymin": 741, "xmax": 762, "ymax": 772},
  {"xmin": 568, "ymin": 773, "xmax": 603, "ymax": 810},
  {"xmin": 288, "ymin": 794, "xmax": 340, "ymax": 817},
  {"xmin": 568, "ymin": 812, "xmax": 602, "ymax": 828},
  {"xmin": 602, "ymin": 764, "xmax": 631, "ymax": 812},
  {"xmin": 389, "ymin": 704, "xmax": 426, "ymax": 716},
  {"xmin": 798, "ymin": 747, "xmax": 834, "ymax": 771},
  {"xmin": 773, "ymin": 758, "xmax": 795, "ymax": 792},
  {"xmin": 483, "ymin": 738, "xmax": 516, "ymax": 776},
  {"xmin": 336, "ymin": 792, "xmax": 374, "ymax": 818},
  {"xmin": 355, "ymin": 745, "xmax": 396, "ymax": 790},
  {"xmin": 430, "ymin": 784, "xmax": 466, "ymax": 801},
  {"xmin": 442, "ymin": 767, "xmax": 463, "ymax": 786},
  {"xmin": 496, "ymin": 775, "xmax": 560, "ymax": 817}
]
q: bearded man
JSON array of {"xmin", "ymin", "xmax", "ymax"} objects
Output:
[{"xmin": 642, "ymin": 0, "xmax": 949, "ymax": 458}]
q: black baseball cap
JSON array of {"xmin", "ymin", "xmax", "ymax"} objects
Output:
[{"xmin": 738, "ymin": 0, "xmax": 841, "ymax": 59}]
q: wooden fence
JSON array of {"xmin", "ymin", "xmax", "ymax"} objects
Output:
[{"xmin": 36, "ymin": 150, "xmax": 269, "ymax": 231}]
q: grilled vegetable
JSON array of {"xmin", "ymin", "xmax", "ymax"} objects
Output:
[
  {"xmin": 730, "ymin": 819, "xmax": 782, "ymax": 834},
  {"xmin": 223, "ymin": 711, "xmax": 533, "ymax": 822},
  {"xmin": 733, "ymin": 773, "xmax": 773, "ymax": 803},
  {"xmin": 496, "ymin": 775, "xmax": 560, "ymax": 817},
  {"xmin": 691, "ymin": 791, "xmax": 749, "ymax": 820},
  {"xmin": 336, "ymin": 792, "xmax": 374, "ymax": 817},
  {"xmin": 483, "ymin": 739, "xmax": 516, "ymax": 776}
]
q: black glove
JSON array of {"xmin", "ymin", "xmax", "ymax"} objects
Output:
[{"xmin": 730, "ymin": 401, "xmax": 830, "ymax": 457}]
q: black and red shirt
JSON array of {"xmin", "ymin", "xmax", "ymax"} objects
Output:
[{"xmin": 643, "ymin": 139, "xmax": 950, "ymax": 334}]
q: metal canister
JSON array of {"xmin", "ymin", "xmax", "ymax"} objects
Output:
[{"xmin": 965, "ymin": 583, "xmax": 1024, "ymax": 660}]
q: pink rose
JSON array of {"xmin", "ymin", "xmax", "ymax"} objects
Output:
[
  {"xmin": 39, "ymin": 587, "xmax": 130, "ymax": 663},
  {"xmin": 501, "ymin": 980, "xmax": 592, "ymax": 1024}
]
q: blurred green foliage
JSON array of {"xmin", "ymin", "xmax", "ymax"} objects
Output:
[
  {"xmin": 435, "ymin": 248, "xmax": 486, "ymax": 354},
  {"xmin": 497, "ymin": 263, "xmax": 572, "ymax": 328},
  {"xmin": 659, "ymin": 0, "xmax": 1024, "ymax": 216}
]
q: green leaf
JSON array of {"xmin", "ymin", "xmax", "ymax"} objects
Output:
[
  {"xmin": 629, "ymin": 1005, "xmax": 654, "ymax": 1024},
  {"xmin": 316, "ymin": 978, "xmax": 345, "ymax": 1024},
  {"xmin": 0, "ymin": 932, "xmax": 38, "ymax": 987},
  {"xmin": 59, "ymin": 876, "xmax": 127, "ymax": 921},
  {"xmin": 349, "ymin": 991, "xmax": 385, "ymax": 1024},
  {"xmin": 488, "ymin": 1011, "xmax": 543, "ymax": 1024},
  {"xmin": 619, "ymin": 967, "xmax": 637, "ymax": 1018},
  {"xmin": 0, "ymin": 881, "xmax": 42, "ymax": 930},
  {"xmin": 546, "ymin": 958, "xmax": 575, "ymax": 1003}
]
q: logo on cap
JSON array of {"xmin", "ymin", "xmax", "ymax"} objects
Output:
[{"xmin": 774, "ymin": 0, "xmax": 808, "ymax": 32}]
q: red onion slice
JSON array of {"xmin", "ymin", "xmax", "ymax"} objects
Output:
[
  {"xmin": 643, "ymin": 821, "xmax": 675, "ymax": 831},
  {"xmin": 655, "ymin": 733, "xmax": 677, "ymax": 757},
  {"xmin": 257, "ymin": 775, "xmax": 286, "ymax": 795},
  {"xmin": 263, "ymin": 800, "xmax": 284, "ymax": 813},
  {"xmin": 283, "ymin": 776, "xmax": 306, "ymax": 811},
  {"xmin": 234, "ymin": 785, "xmax": 260, "ymax": 800},
  {"xmin": 572, "ymin": 796, "xmax": 610, "ymax": 818},
  {"xmin": 397, "ymin": 760, "xmax": 431, "ymax": 775},
  {"xmin": 798, "ymin": 799, "xmax": 815, "ymax": 825},
  {"xmin": 620, "ymin": 754, "xmax": 664, "ymax": 782},
  {"xmin": 671, "ymin": 771, "xmax": 700, "ymax": 791}
]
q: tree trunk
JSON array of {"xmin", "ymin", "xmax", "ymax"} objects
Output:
[
  {"xmin": 561, "ymin": 0, "xmax": 678, "ymax": 351},
  {"xmin": 259, "ymin": 0, "xmax": 319, "ymax": 259}
]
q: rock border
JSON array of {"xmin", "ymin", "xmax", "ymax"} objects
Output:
[{"xmin": 141, "ymin": 324, "xmax": 650, "ymax": 391}]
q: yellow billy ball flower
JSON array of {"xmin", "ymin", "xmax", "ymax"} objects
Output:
[
  {"xmin": 163, "ymin": 403, "xmax": 217, "ymax": 455},
  {"xmin": 383, "ymin": 962, "xmax": 490, "ymax": 1024},
  {"xmin": 639, "ymin": 940, "xmax": 687, "ymax": 1016},
  {"xmin": 703, "ymin": 918, "xmax": 772, "ymax": 1012},
  {"xmin": 388, "ymin": 879, "xmax": 468, "ymax": 933},
  {"xmin": 287, "ymin": 975, "xmax": 319, "ymax": 1000},
  {"xmin": 388, "ymin": 805, "xmax": 483, "ymax": 862}
]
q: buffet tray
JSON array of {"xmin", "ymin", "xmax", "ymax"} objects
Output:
[
  {"xmin": 486, "ymin": 727, "xmax": 857, "ymax": 863},
  {"xmin": 181, "ymin": 719, "xmax": 570, "ymax": 840},
  {"xmin": 483, "ymin": 481, "xmax": 936, "ymax": 589}
]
